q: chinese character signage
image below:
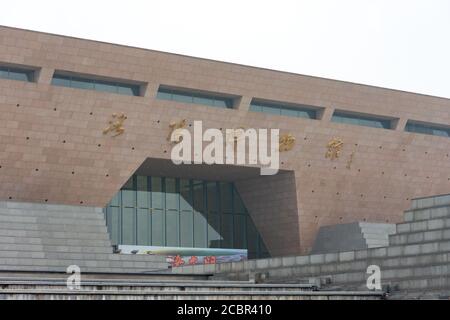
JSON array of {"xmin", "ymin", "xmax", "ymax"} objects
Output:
[{"xmin": 118, "ymin": 245, "xmax": 248, "ymax": 267}]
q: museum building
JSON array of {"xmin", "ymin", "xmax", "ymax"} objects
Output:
[{"xmin": 1, "ymin": 25, "xmax": 450, "ymax": 264}]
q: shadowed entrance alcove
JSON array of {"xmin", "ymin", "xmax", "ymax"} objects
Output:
[{"xmin": 105, "ymin": 158, "xmax": 301, "ymax": 258}]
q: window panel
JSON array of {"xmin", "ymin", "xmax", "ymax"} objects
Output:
[
  {"xmin": 208, "ymin": 213, "xmax": 221, "ymax": 248},
  {"xmin": 51, "ymin": 75, "xmax": 71, "ymax": 87},
  {"xmin": 156, "ymin": 87, "xmax": 234, "ymax": 109},
  {"xmin": 122, "ymin": 177, "xmax": 135, "ymax": 208},
  {"xmin": 121, "ymin": 207, "xmax": 136, "ymax": 245},
  {"xmin": 405, "ymin": 121, "xmax": 450, "ymax": 138},
  {"xmin": 192, "ymin": 181, "xmax": 204, "ymax": 212},
  {"xmin": 71, "ymin": 77, "xmax": 94, "ymax": 90},
  {"xmin": 250, "ymin": 100, "xmax": 319, "ymax": 120},
  {"xmin": 0, "ymin": 67, "xmax": 9, "ymax": 79},
  {"xmin": 0, "ymin": 67, "xmax": 35, "ymax": 82},
  {"xmin": 136, "ymin": 176, "xmax": 149, "ymax": 208},
  {"xmin": 165, "ymin": 178, "xmax": 179, "ymax": 211},
  {"xmin": 300, "ymin": 110, "xmax": 316, "ymax": 119},
  {"xmin": 51, "ymin": 72, "xmax": 140, "ymax": 96},
  {"xmin": 118, "ymin": 84, "xmax": 139, "ymax": 96},
  {"xmin": 332, "ymin": 112, "xmax": 392, "ymax": 129},
  {"xmin": 193, "ymin": 95, "xmax": 214, "ymax": 106},
  {"xmin": 221, "ymin": 215, "xmax": 233, "ymax": 249},
  {"xmin": 137, "ymin": 208, "xmax": 150, "ymax": 246},
  {"xmin": 172, "ymin": 92, "xmax": 193, "ymax": 104},
  {"xmin": 0, "ymin": 66, "xmax": 34, "ymax": 82},
  {"xmin": 213, "ymin": 98, "xmax": 231, "ymax": 108},
  {"xmin": 220, "ymin": 182, "xmax": 233, "ymax": 214},
  {"xmin": 180, "ymin": 179, "xmax": 193, "ymax": 211},
  {"xmin": 151, "ymin": 209, "xmax": 164, "ymax": 246},
  {"xmin": 280, "ymin": 108, "xmax": 298, "ymax": 117},
  {"xmin": 8, "ymin": 70, "xmax": 30, "ymax": 81},
  {"xmin": 166, "ymin": 212, "xmax": 179, "ymax": 246},
  {"xmin": 193, "ymin": 211, "xmax": 207, "ymax": 248},
  {"xmin": 249, "ymin": 104, "xmax": 262, "ymax": 112},
  {"xmin": 156, "ymin": 90, "xmax": 172, "ymax": 100},
  {"xmin": 262, "ymin": 105, "xmax": 280, "ymax": 115},
  {"xmin": 151, "ymin": 177, "xmax": 164, "ymax": 209},
  {"xmin": 180, "ymin": 211, "xmax": 194, "ymax": 247},
  {"xmin": 94, "ymin": 80, "xmax": 117, "ymax": 93},
  {"xmin": 207, "ymin": 182, "xmax": 218, "ymax": 213},
  {"xmin": 121, "ymin": 191, "xmax": 135, "ymax": 208}
]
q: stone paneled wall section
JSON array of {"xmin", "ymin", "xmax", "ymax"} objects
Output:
[
  {"xmin": 235, "ymin": 171, "xmax": 300, "ymax": 256},
  {"xmin": 0, "ymin": 26, "xmax": 450, "ymax": 254}
]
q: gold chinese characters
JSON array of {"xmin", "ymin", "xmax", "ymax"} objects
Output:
[
  {"xmin": 279, "ymin": 134, "xmax": 296, "ymax": 152},
  {"xmin": 103, "ymin": 113, "xmax": 127, "ymax": 137},
  {"xmin": 168, "ymin": 119, "xmax": 187, "ymax": 143},
  {"xmin": 325, "ymin": 137, "xmax": 343, "ymax": 160},
  {"xmin": 346, "ymin": 150, "xmax": 355, "ymax": 169}
]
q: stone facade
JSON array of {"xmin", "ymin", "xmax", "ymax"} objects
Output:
[{"xmin": 1, "ymin": 26, "xmax": 450, "ymax": 255}]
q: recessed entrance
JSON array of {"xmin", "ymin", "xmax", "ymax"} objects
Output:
[{"xmin": 104, "ymin": 174, "xmax": 269, "ymax": 259}]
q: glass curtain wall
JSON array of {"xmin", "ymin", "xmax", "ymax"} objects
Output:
[{"xmin": 104, "ymin": 175, "xmax": 269, "ymax": 259}]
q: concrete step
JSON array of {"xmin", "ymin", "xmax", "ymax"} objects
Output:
[
  {"xmin": 0, "ymin": 271, "xmax": 208, "ymax": 281},
  {"xmin": 0, "ymin": 279, "xmax": 317, "ymax": 292},
  {"xmin": 323, "ymin": 272, "xmax": 450, "ymax": 299},
  {"xmin": 262, "ymin": 259, "xmax": 450, "ymax": 298},
  {"xmin": 396, "ymin": 217, "xmax": 450, "ymax": 234},
  {"xmin": 0, "ymin": 235, "xmax": 112, "ymax": 247},
  {"xmin": 0, "ymin": 208, "xmax": 105, "ymax": 221},
  {"xmin": 0, "ymin": 202, "xmax": 101, "ymax": 214},
  {"xmin": 0, "ymin": 244, "xmax": 113, "ymax": 254},
  {"xmin": 329, "ymin": 261, "xmax": 450, "ymax": 285},
  {"xmin": 411, "ymin": 194, "xmax": 450, "ymax": 210},
  {"xmin": 367, "ymin": 242, "xmax": 389, "ymax": 249},
  {"xmin": 0, "ymin": 251, "xmax": 168, "ymax": 263},
  {"xmin": 404, "ymin": 205, "xmax": 450, "ymax": 222},
  {"xmin": 362, "ymin": 233, "xmax": 390, "ymax": 240},
  {"xmin": 0, "ymin": 288, "xmax": 384, "ymax": 300},
  {"xmin": 0, "ymin": 257, "xmax": 170, "ymax": 271},
  {"xmin": 199, "ymin": 250, "xmax": 450, "ymax": 285},
  {"xmin": 0, "ymin": 229, "xmax": 112, "ymax": 241},
  {"xmin": 0, "ymin": 222, "xmax": 108, "ymax": 233},
  {"xmin": 0, "ymin": 276, "xmax": 275, "ymax": 285},
  {"xmin": 365, "ymin": 238, "xmax": 389, "ymax": 245},
  {"xmin": 0, "ymin": 260, "xmax": 170, "ymax": 276},
  {"xmin": 389, "ymin": 228, "xmax": 450, "ymax": 246},
  {"xmin": 0, "ymin": 214, "xmax": 106, "ymax": 226},
  {"xmin": 360, "ymin": 223, "xmax": 396, "ymax": 233},
  {"xmin": 388, "ymin": 286, "xmax": 450, "ymax": 300}
]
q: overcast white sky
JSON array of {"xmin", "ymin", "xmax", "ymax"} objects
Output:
[{"xmin": 1, "ymin": 0, "xmax": 449, "ymax": 98}]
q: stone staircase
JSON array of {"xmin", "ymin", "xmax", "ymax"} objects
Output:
[
  {"xmin": 311, "ymin": 222, "xmax": 396, "ymax": 254},
  {"xmin": 0, "ymin": 201, "xmax": 169, "ymax": 274},
  {"xmin": 0, "ymin": 200, "xmax": 385, "ymax": 300},
  {"xmin": 0, "ymin": 273, "xmax": 383, "ymax": 300},
  {"xmin": 173, "ymin": 194, "xmax": 450, "ymax": 299},
  {"xmin": 360, "ymin": 223, "xmax": 396, "ymax": 248}
]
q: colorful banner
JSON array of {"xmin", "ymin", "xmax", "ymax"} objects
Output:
[{"xmin": 118, "ymin": 245, "xmax": 248, "ymax": 267}]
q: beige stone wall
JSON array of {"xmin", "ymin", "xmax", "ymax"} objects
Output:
[
  {"xmin": 235, "ymin": 171, "xmax": 301, "ymax": 256},
  {"xmin": 1, "ymin": 26, "xmax": 450, "ymax": 254}
]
